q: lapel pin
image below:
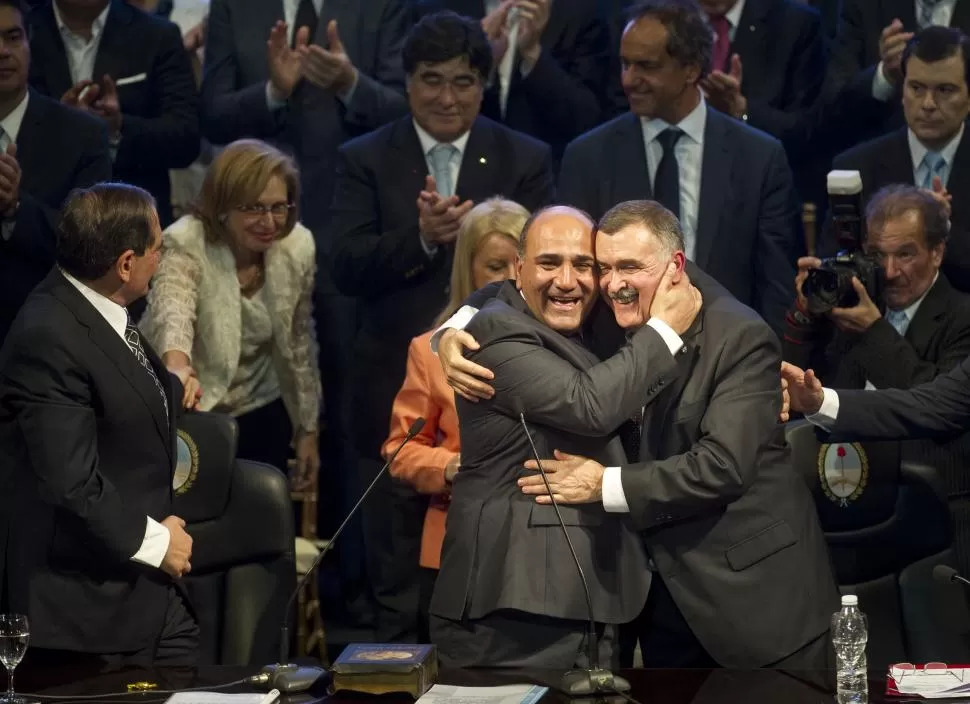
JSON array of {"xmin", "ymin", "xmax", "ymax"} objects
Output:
[
  {"xmin": 749, "ymin": 24, "xmax": 756, "ymax": 31},
  {"xmin": 479, "ymin": 157, "xmax": 487, "ymax": 164}
]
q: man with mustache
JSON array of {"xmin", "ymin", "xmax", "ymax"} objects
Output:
[
  {"xmin": 429, "ymin": 204, "xmax": 700, "ymax": 667},
  {"xmin": 436, "ymin": 200, "xmax": 838, "ymax": 669}
]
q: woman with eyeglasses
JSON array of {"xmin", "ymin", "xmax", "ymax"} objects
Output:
[{"xmin": 140, "ymin": 139, "xmax": 322, "ymax": 489}]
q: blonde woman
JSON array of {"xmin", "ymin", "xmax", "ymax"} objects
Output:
[
  {"xmin": 381, "ymin": 197, "xmax": 529, "ymax": 638},
  {"xmin": 141, "ymin": 139, "xmax": 322, "ymax": 488}
]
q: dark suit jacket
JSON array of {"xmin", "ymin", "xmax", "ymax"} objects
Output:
[
  {"xmin": 412, "ymin": 0, "xmax": 610, "ymax": 162},
  {"xmin": 27, "ymin": 0, "xmax": 200, "ymax": 226},
  {"xmin": 201, "ymin": 0, "xmax": 409, "ymax": 241},
  {"xmin": 330, "ymin": 115, "xmax": 554, "ymax": 457},
  {"xmin": 0, "ymin": 270, "xmax": 182, "ymax": 652},
  {"xmin": 0, "ymin": 91, "xmax": 110, "ymax": 344},
  {"xmin": 824, "ymin": 127, "xmax": 970, "ymax": 291},
  {"xmin": 620, "ymin": 280, "xmax": 840, "ymax": 667},
  {"xmin": 558, "ymin": 107, "xmax": 799, "ymax": 334},
  {"xmin": 430, "ymin": 282, "xmax": 670, "ymax": 624}
]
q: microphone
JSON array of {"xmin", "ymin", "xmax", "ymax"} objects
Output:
[
  {"xmin": 933, "ymin": 564, "xmax": 970, "ymax": 589},
  {"xmin": 518, "ymin": 413, "xmax": 631, "ymax": 696},
  {"xmin": 261, "ymin": 417, "xmax": 427, "ymax": 694}
]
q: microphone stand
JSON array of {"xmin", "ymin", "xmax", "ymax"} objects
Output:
[
  {"xmin": 261, "ymin": 418, "xmax": 427, "ymax": 693},
  {"xmin": 519, "ymin": 414, "xmax": 631, "ymax": 696}
]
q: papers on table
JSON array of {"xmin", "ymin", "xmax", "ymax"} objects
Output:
[
  {"xmin": 889, "ymin": 664, "xmax": 970, "ymax": 698},
  {"xmin": 417, "ymin": 684, "xmax": 549, "ymax": 704},
  {"xmin": 165, "ymin": 690, "xmax": 279, "ymax": 704}
]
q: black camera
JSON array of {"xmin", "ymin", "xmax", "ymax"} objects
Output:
[{"xmin": 802, "ymin": 171, "xmax": 885, "ymax": 315}]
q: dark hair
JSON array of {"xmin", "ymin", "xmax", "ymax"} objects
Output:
[
  {"xmin": 0, "ymin": 0, "xmax": 27, "ymax": 18},
  {"xmin": 902, "ymin": 25, "xmax": 970, "ymax": 85},
  {"xmin": 402, "ymin": 10, "xmax": 493, "ymax": 80},
  {"xmin": 865, "ymin": 184, "xmax": 949, "ymax": 251},
  {"xmin": 596, "ymin": 200, "xmax": 685, "ymax": 256},
  {"xmin": 57, "ymin": 182, "xmax": 158, "ymax": 280},
  {"xmin": 625, "ymin": 0, "xmax": 713, "ymax": 77},
  {"xmin": 518, "ymin": 205, "xmax": 595, "ymax": 256}
]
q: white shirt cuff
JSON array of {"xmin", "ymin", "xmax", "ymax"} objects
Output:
[
  {"xmin": 265, "ymin": 81, "xmax": 287, "ymax": 111},
  {"xmin": 872, "ymin": 62, "xmax": 895, "ymax": 102},
  {"xmin": 130, "ymin": 516, "xmax": 171, "ymax": 569},
  {"xmin": 806, "ymin": 387, "xmax": 840, "ymax": 431},
  {"xmin": 602, "ymin": 466, "xmax": 630, "ymax": 513},
  {"xmin": 646, "ymin": 318, "xmax": 685, "ymax": 356},
  {"xmin": 419, "ymin": 235, "xmax": 439, "ymax": 259},
  {"xmin": 430, "ymin": 305, "xmax": 479, "ymax": 354}
]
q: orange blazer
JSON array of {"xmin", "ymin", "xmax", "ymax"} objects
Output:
[{"xmin": 382, "ymin": 330, "xmax": 459, "ymax": 569}]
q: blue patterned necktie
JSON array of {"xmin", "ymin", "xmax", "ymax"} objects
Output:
[
  {"xmin": 125, "ymin": 315, "xmax": 169, "ymax": 419},
  {"xmin": 919, "ymin": 0, "xmax": 944, "ymax": 28},
  {"xmin": 429, "ymin": 143, "xmax": 459, "ymax": 199},
  {"xmin": 921, "ymin": 151, "xmax": 946, "ymax": 189},
  {"xmin": 885, "ymin": 309, "xmax": 909, "ymax": 336}
]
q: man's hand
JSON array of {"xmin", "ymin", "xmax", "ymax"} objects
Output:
[
  {"xmin": 160, "ymin": 515, "xmax": 193, "ymax": 578},
  {"xmin": 299, "ymin": 20, "xmax": 358, "ymax": 96},
  {"xmin": 268, "ymin": 21, "xmax": 308, "ymax": 101},
  {"xmin": 928, "ymin": 175, "xmax": 953, "ymax": 219},
  {"xmin": 91, "ymin": 75, "xmax": 123, "ymax": 137},
  {"xmin": 439, "ymin": 328, "xmax": 495, "ymax": 402},
  {"xmin": 184, "ymin": 16, "xmax": 207, "ymax": 53},
  {"xmin": 649, "ymin": 263, "xmax": 702, "ymax": 334},
  {"xmin": 518, "ymin": 450, "xmax": 605, "ymax": 504},
  {"xmin": 699, "ymin": 54, "xmax": 747, "ymax": 119},
  {"xmin": 795, "ymin": 256, "xmax": 822, "ymax": 311},
  {"xmin": 417, "ymin": 176, "xmax": 475, "ymax": 247},
  {"xmin": 61, "ymin": 79, "xmax": 99, "ymax": 109},
  {"xmin": 444, "ymin": 454, "xmax": 461, "ymax": 483},
  {"xmin": 292, "ymin": 431, "xmax": 320, "ymax": 491},
  {"xmin": 0, "ymin": 142, "xmax": 20, "ymax": 217},
  {"xmin": 780, "ymin": 361, "xmax": 825, "ymax": 415},
  {"xmin": 879, "ymin": 19, "xmax": 914, "ymax": 88},
  {"xmin": 516, "ymin": 0, "xmax": 551, "ymax": 67},
  {"xmin": 481, "ymin": 0, "xmax": 515, "ymax": 63},
  {"xmin": 828, "ymin": 277, "xmax": 881, "ymax": 333}
]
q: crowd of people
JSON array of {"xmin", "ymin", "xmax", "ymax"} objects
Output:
[{"xmin": 1, "ymin": 0, "xmax": 969, "ymax": 673}]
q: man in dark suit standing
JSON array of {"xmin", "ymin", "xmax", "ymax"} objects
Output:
[
  {"xmin": 412, "ymin": 0, "xmax": 611, "ymax": 162},
  {"xmin": 430, "ymin": 205, "xmax": 700, "ymax": 667},
  {"xmin": 826, "ymin": 27, "xmax": 970, "ymax": 288},
  {"xmin": 329, "ymin": 10, "xmax": 554, "ymax": 641},
  {"xmin": 0, "ymin": 0, "xmax": 111, "ymax": 344},
  {"xmin": 517, "ymin": 200, "xmax": 839, "ymax": 668},
  {"xmin": 26, "ymin": 0, "xmax": 199, "ymax": 227},
  {"xmin": 560, "ymin": 0, "xmax": 800, "ymax": 335},
  {"xmin": 0, "ymin": 183, "xmax": 197, "ymax": 666}
]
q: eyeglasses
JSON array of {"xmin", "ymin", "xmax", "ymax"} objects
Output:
[{"xmin": 236, "ymin": 203, "xmax": 294, "ymax": 220}]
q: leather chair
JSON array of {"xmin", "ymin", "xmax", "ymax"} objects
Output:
[
  {"xmin": 174, "ymin": 411, "xmax": 296, "ymax": 666},
  {"xmin": 785, "ymin": 420, "xmax": 970, "ymax": 671}
]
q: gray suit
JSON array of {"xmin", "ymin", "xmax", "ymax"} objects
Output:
[
  {"xmin": 623, "ymin": 285, "xmax": 839, "ymax": 667},
  {"xmin": 429, "ymin": 283, "xmax": 677, "ymax": 665}
]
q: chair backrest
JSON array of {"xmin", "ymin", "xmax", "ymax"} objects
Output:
[
  {"xmin": 175, "ymin": 412, "xmax": 296, "ymax": 666},
  {"xmin": 785, "ymin": 420, "xmax": 970, "ymax": 671}
]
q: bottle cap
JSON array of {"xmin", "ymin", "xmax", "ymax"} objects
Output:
[{"xmin": 841, "ymin": 594, "xmax": 858, "ymax": 606}]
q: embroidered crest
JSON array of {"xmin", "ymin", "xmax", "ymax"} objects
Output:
[
  {"xmin": 818, "ymin": 442, "xmax": 869, "ymax": 507},
  {"xmin": 173, "ymin": 430, "xmax": 200, "ymax": 495}
]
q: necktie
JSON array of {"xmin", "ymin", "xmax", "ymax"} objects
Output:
[
  {"xmin": 885, "ymin": 309, "xmax": 909, "ymax": 336},
  {"xmin": 293, "ymin": 0, "xmax": 318, "ymax": 47},
  {"xmin": 653, "ymin": 128, "xmax": 684, "ymax": 219},
  {"xmin": 708, "ymin": 14, "xmax": 731, "ymax": 73},
  {"xmin": 125, "ymin": 316, "xmax": 170, "ymax": 420},
  {"xmin": 0, "ymin": 126, "xmax": 11, "ymax": 154},
  {"xmin": 429, "ymin": 143, "xmax": 459, "ymax": 199},
  {"xmin": 919, "ymin": 0, "xmax": 944, "ymax": 28},
  {"xmin": 921, "ymin": 151, "xmax": 946, "ymax": 189}
]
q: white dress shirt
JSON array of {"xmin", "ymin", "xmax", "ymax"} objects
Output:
[
  {"xmin": 0, "ymin": 91, "xmax": 28, "ymax": 242},
  {"xmin": 714, "ymin": 0, "xmax": 746, "ymax": 43},
  {"xmin": 909, "ymin": 124, "xmax": 963, "ymax": 189},
  {"xmin": 53, "ymin": 0, "xmax": 112, "ymax": 85},
  {"xmin": 640, "ymin": 96, "xmax": 707, "ymax": 260},
  {"xmin": 60, "ymin": 269, "xmax": 172, "ymax": 570},
  {"xmin": 872, "ymin": 0, "xmax": 958, "ymax": 100},
  {"xmin": 414, "ymin": 119, "xmax": 472, "ymax": 257}
]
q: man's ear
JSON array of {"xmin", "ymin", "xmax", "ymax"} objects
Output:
[
  {"xmin": 515, "ymin": 254, "xmax": 523, "ymax": 290},
  {"xmin": 669, "ymin": 251, "xmax": 686, "ymax": 283},
  {"xmin": 116, "ymin": 250, "xmax": 136, "ymax": 284}
]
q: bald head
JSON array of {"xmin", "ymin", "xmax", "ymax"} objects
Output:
[{"xmin": 515, "ymin": 204, "xmax": 598, "ymax": 333}]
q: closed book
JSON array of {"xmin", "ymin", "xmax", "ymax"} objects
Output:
[{"xmin": 330, "ymin": 644, "xmax": 437, "ymax": 697}]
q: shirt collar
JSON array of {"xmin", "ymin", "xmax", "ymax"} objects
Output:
[
  {"xmin": 908, "ymin": 123, "xmax": 964, "ymax": 172},
  {"xmin": 59, "ymin": 267, "xmax": 129, "ymax": 341},
  {"xmin": 641, "ymin": 94, "xmax": 708, "ymax": 146},
  {"xmin": 53, "ymin": 0, "xmax": 111, "ymax": 41},
  {"xmin": 412, "ymin": 119, "xmax": 472, "ymax": 158},
  {"xmin": 725, "ymin": 0, "xmax": 746, "ymax": 28},
  {"xmin": 0, "ymin": 91, "xmax": 29, "ymax": 143},
  {"xmin": 892, "ymin": 271, "xmax": 939, "ymax": 323}
]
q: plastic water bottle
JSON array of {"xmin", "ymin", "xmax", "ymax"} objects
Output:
[{"xmin": 832, "ymin": 594, "xmax": 868, "ymax": 703}]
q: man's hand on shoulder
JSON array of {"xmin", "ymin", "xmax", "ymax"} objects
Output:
[
  {"xmin": 649, "ymin": 264, "xmax": 702, "ymax": 335},
  {"xmin": 160, "ymin": 515, "xmax": 193, "ymax": 579},
  {"xmin": 439, "ymin": 329, "xmax": 495, "ymax": 402}
]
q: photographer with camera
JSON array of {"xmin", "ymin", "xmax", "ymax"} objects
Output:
[{"xmin": 784, "ymin": 183, "xmax": 970, "ymax": 394}]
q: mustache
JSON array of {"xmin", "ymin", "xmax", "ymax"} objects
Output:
[{"xmin": 609, "ymin": 287, "xmax": 639, "ymax": 304}]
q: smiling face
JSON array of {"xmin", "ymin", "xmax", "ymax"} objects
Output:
[
  {"xmin": 597, "ymin": 224, "xmax": 685, "ymax": 329},
  {"xmin": 408, "ymin": 56, "xmax": 483, "ymax": 143},
  {"xmin": 516, "ymin": 209, "xmax": 597, "ymax": 333},
  {"xmin": 224, "ymin": 175, "xmax": 291, "ymax": 255}
]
